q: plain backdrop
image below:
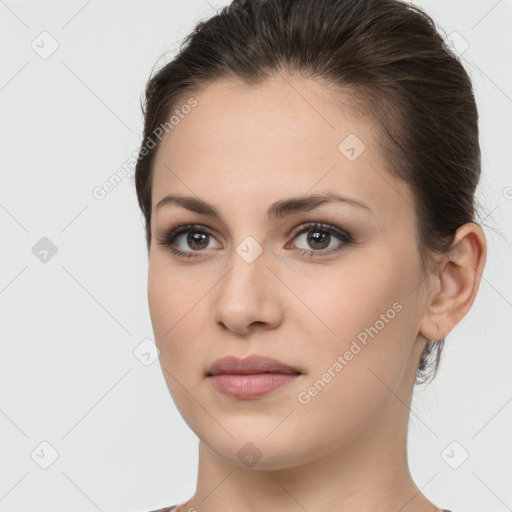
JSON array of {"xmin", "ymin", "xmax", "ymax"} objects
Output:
[{"xmin": 1, "ymin": 1, "xmax": 511, "ymax": 511}]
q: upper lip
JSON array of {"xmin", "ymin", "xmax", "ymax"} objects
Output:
[{"xmin": 207, "ymin": 355, "xmax": 302, "ymax": 376}]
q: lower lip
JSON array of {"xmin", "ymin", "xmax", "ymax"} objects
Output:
[{"xmin": 208, "ymin": 373, "xmax": 301, "ymax": 399}]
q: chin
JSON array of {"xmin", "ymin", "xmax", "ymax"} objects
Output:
[{"xmin": 200, "ymin": 426, "xmax": 311, "ymax": 471}]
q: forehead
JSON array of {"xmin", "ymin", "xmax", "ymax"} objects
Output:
[
  {"xmin": 156, "ymin": 74, "xmax": 367, "ymax": 157},
  {"xmin": 151, "ymin": 75, "xmax": 415, "ymax": 227}
]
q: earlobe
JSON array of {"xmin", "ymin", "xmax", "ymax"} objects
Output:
[{"xmin": 419, "ymin": 222, "xmax": 487, "ymax": 342}]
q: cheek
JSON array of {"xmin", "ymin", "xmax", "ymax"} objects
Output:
[
  {"xmin": 148, "ymin": 257, "xmax": 190, "ymax": 366},
  {"xmin": 147, "ymin": 253, "xmax": 200, "ymax": 336},
  {"xmin": 147, "ymin": 262, "xmax": 207, "ymax": 420},
  {"xmin": 292, "ymin": 274, "xmax": 413, "ymax": 448},
  {"xmin": 295, "ymin": 256, "xmax": 413, "ymax": 383},
  {"xmin": 147, "ymin": 255, "xmax": 213, "ymax": 379},
  {"xmin": 295, "ymin": 261, "xmax": 399, "ymax": 339}
]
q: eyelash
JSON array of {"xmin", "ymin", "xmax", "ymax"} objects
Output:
[{"xmin": 156, "ymin": 222, "xmax": 354, "ymax": 260}]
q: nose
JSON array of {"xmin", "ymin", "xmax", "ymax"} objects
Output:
[{"xmin": 212, "ymin": 246, "xmax": 283, "ymax": 336}]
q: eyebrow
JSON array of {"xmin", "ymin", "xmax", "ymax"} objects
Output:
[{"xmin": 155, "ymin": 190, "xmax": 373, "ymax": 222}]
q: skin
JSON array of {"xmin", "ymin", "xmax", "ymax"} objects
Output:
[{"xmin": 147, "ymin": 73, "xmax": 486, "ymax": 512}]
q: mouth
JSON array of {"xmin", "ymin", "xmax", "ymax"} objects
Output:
[{"xmin": 206, "ymin": 354, "xmax": 303, "ymax": 399}]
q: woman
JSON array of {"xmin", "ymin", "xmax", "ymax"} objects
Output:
[{"xmin": 134, "ymin": 0, "xmax": 487, "ymax": 510}]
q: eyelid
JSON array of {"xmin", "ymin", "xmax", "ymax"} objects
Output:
[
  {"xmin": 156, "ymin": 223, "xmax": 220, "ymax": 250},
  {"xmin": 289, "ymin": 222, "xmax": 351, "ymax": 243}
]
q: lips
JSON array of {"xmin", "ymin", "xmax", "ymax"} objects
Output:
[
  {"xmin": 207, "ymin": 354, "xmax": 302, "ymax": 376},
  {"xmin": 206, "ymin": 354, "xmax": 303, "ymax": 399}
]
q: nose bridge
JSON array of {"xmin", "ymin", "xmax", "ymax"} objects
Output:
[
  {"xmin": 222, "ymin": 236, "xmax": 268, "ymax": 302},
  {"xmin": 212, "ymin": 235, "xmax": 280, "ymax": 332}
]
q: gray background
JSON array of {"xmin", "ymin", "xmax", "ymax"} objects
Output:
[{"xmin": 1, "ymin": 0, "xmax": 511, "ymax": 511}]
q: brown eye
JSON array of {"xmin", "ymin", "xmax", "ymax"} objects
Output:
[
  {"xmin": 156, "ymin": 224, "xmax": 221, "ymax": 258},
  {"xmin": 306, "ymin": 229, "xmax": 331, "ymax": 250},
  {"xmin": 185, "ymin": 232, "xmax": 210, "ymax": 250},
  {"xmin": 290, "ymin": 222, "xmax": 353, "ymax": 257}
]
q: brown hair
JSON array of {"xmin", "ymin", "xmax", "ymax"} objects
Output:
[{"xmin": 135, "ymin": 0, "xmax": 485, "ymax": 385}]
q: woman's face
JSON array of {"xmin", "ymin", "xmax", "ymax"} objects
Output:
[{"xmin": 148, "ymin": 75, "xmax": 431, "ymax": 469}]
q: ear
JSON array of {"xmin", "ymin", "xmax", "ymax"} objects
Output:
[{"xmin": 419, "ymin": 222, "xmax": 487, "ymax": 341}]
